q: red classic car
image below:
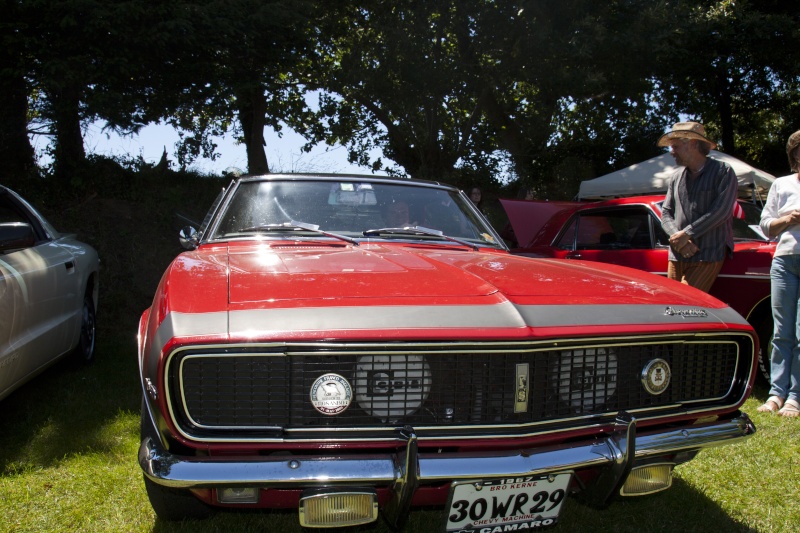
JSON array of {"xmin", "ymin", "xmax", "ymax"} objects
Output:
[
  {"xmin": 502, "ymin": 195, "xmax": 774, "ymax": 381},
  {"xmin": 139, "ymin": 175, "xmax": 756, "ymax": 531}
]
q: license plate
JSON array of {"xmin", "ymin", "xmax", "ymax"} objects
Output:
[{"xmin": 444, "ymin": 473, "xmax": 571, "ymax": 532}]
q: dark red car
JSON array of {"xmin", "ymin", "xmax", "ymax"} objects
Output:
[{"xmin": 502, "ymin": 195, "xmax": 774, "ymax": 380}]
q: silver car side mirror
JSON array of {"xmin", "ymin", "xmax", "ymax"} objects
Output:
[{"xmin": 179, "ymin": 226, "xmax": 199, "ymax": 250}]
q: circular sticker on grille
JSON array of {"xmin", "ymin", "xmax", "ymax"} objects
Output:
[
  {"xmin": 354, "ymin": 355, "xmax": 431, "ymax": 421},
  {"xmin": 641, "ymin": 359, "xmax": 671, "ymax": 395},
  {"xmin": 310, "ymin": 373, "xmax": 353, "ymax": 415}
]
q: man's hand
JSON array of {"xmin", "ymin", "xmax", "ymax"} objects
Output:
[
  {"xmin": 670, "ymin": 230, "xmax": 699, "ymax": 259},
  {"xmin": 677, "ymin": 240, "xmax": 700, "ymax": 259},
  {"xmin": 669, "ymin": 229, "xmax": 692, "ymax": 251}
]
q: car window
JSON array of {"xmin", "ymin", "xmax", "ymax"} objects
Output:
[
  {"xmin": 556, "ymin": 207, "xmax": 665, "ymax": 250},
  {"xmin": 0, "ymin": 202, "xmax": 23, "ymax": 224},
  {"xmin": 733, "ymin": 202, "xmax": 769, "ymax": 241},
  {"xmin": 207, "ymin": 179, "xmax": 503, "ymax": 247}
]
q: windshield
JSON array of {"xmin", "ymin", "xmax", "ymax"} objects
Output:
[{"xmin": 207, "ymin": 178, "xmax": 503, "ymax": 248}]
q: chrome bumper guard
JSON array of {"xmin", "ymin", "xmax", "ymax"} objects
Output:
[{"xmin": 140, "ymin": 412, "xmax": 755, "ymax": 528}]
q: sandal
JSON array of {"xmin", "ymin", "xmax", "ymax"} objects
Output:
[
  {"xmin": 778, "ymin": 399, "xmax": 800, "ymax": 418},
  {"xmin": 757, "ymin": 396, "xmax": 784, "ymax": 413}
]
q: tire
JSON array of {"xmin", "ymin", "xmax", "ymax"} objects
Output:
[
  {"xmin": 755, "ymin": 316, "xmax": 773, "ymax": 384},
  {"xmin": 140, "ymin": 403, "xmax": 215, "ymax": 521},
  {"xmin": 73, "ymin": 293, "xmax": 96, "ymax": 363}
]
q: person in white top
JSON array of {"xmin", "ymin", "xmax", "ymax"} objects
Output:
[{"xmin": 758, "ymin": 129, "xmax": 800, "ymax": 417}]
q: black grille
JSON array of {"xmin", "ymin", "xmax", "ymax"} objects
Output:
[{"xmin": 168, "ymin": 338, "xmax": 748, "ymax": 439}]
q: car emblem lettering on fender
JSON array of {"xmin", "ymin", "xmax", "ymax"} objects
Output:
[
  {"xmin": 310, "ymin": 373, "xmax": 353, "ymax": 415},
  {"xmin": 664, "ymin": 306, "xmax": 708, "ymax": 318},
  {"xmin": 641, "ymin": 359, "xmax": 671, "ymax": 395}
]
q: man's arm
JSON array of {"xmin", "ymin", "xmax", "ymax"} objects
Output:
[{"xmin": 660, "ymin": 172, "xmax": 680, "ymax": 236}]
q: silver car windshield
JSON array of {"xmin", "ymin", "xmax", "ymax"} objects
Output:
[{"xmin": 207, "ymin": 179, "xmax": 503, "ymax": 248}]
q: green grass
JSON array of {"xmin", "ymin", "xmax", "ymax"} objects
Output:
[{"xmin": 1, "ymin": 331, "xmax": 797, "ymax": 533}]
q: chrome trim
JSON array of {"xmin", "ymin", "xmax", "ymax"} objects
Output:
[
  {"xmin": 720, "ymin": 273, "xmax": 771, "ymax": 279},
  {"xmin": 383, "ymin": 426, "xmax": 419, "ymax": 530},
  {"xmin": 164, "ymin": 334, "xmax": 753, "ymax": 442},
  {"xmin": 139, "ymin": 413, "xmax": 755, "ymax": 495}
]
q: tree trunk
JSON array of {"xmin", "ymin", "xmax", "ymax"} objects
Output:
[
  {"xmin": 50, "ymin": 84, "xmax": 86, "ymax": 184},
  {"xmin": 715, "ymin": 62, "xmax": 736, "ymax": 155},
  {"xmin": 237, "ymin": 86, "xmax": 269, "ymax": 174},
  {"xmin": 0, "ymin": 61, "xmax": 35, "ymax": 184},
  {"xmin": 0, "ymin": 32, "xmax": 35, "ymax": 184}
]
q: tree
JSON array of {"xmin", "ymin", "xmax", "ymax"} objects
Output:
[
  {"xmin": 302, "ymin": 0, "xmax": 500, "ymax": 186},
  {"xmin": 0, "ymin": 0, "xmax": 36, "ymax": 184},
  {"xmin": 652, "ymin": 0, "xmax": 800, "ymax": 174},
  {"xmin": 305, "ymin": 1, "xmax": 678, "ymax": 195},
  {"xmin": 151, "ymin": 0, "xmax": 317, "ymax": 174}
]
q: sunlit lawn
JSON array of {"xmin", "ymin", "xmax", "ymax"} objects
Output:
[{"xmin": 1, "ymin": 332, "xmax": 798, "ymax": 533}]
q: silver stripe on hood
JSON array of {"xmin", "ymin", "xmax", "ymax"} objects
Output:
[{"xmin": 146, "ymin": 303, "xmax": 748, "ymax": 373}]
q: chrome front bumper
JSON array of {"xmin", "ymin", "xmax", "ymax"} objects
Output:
[{"xmin": 140, "ymin": 412, "xmax": 755, "ymax": 527}]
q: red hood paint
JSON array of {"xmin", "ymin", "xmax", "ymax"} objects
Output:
[{"xmin": 158, "ymin": 240, "xmax": 725, "ymax": 314}]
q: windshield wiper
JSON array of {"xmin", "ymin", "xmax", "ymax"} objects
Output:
[
  {"xmin": 363, "ymin": 225, "xmax": 478, "ymax": 250},
  {"xmin": 238, "ymin": 220, "xmax": 359, "ymax": 246}
]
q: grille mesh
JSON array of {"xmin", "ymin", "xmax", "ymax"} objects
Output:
[{"xmin": 171, "ymin": 340, "xmax": 743, "ymax": 437}]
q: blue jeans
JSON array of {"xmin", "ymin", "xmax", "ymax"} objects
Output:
[{"xmin": 770, "ymin": 255, "xmax": 800, "ymax": 402}]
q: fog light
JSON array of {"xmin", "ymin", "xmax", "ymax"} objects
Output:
[
  {"xmin": 299, "ymin": 491, "xmax": 378, "ymax": 528},
  {"xmin": 620, "ymin": 464, "xmax": 673, "ymax": 496},
  {"xmin": 217, "ymin": 487, "xmax": 259, "ymax": 504}
]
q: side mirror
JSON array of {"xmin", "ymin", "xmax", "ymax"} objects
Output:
[
  {"xmin": 0, "ymin": 222, "xmax": 36, "ymax": 253},
  {"xmin": 179, "ymin": 226, "xmax": 199, "ymax": 250}
]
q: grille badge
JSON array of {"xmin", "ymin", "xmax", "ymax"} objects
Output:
[
  {"xmin": 641, "ymin": 359, "xmax": 671, "ymax": 395},
  {"xmin": 310, "ymin": 373, "xmax": 353, "ymax": 415},
  {"xmin": 354, "ymin": 355, "xmax": 431, "ymax": 420},
  {"xmin": 514, "ymin": 363, "xmax": 529, "ymax": 413}
]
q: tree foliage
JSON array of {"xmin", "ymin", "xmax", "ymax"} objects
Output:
[{"xmin": 0, "ymin": 0, "xmax": 798, "ymax": 196}]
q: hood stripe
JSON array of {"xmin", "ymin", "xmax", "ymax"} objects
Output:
[{"xmin": 148, "ymin": 303, "xmax": 748, "ymax": 364}]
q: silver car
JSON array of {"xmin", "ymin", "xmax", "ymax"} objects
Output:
[{"xmin": 0, "ymin": 185, "xmax": 99, "ymax": 401}]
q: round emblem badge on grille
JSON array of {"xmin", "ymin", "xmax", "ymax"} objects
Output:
[
  {"xmin": 551, "ymin": 348, "xmax": 618, "ymax": 411},
  {"xmin": 310, "ymin": 373, "xmax": 353, "ymax": 415},
  {"xmin": 354, "ymin": 355, "xmax": 432, "ymax": 421},
  {"xmin": 641, "ymin": 359, "xmax": 671, "ymax": 395}
]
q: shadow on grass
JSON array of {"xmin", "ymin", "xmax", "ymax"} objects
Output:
[{"xmin": 0, "ymin": 332, "xmax": 141, "ymax": 473}]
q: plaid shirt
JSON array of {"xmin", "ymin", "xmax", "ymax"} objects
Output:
[{"xmin": 661, "ymin": 157, "xmax": 737, "ymax": 262}]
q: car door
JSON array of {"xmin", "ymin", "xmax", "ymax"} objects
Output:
[
  {"xmin": 0, "ymin": 195, "xmax": 75, "ymax": 398},
  {"xmin": 553, "ymin": 206, "xmax": 671, "ymax": 276}
]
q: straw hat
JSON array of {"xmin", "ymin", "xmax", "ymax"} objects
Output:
[{"xmin": 657, "ymin": 122, "xmax": 717, "ymax": 149}]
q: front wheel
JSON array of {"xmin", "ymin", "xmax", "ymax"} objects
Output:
[{"xmin": 72, "ymin": 293, "xmax": 96, "ymax": 363}]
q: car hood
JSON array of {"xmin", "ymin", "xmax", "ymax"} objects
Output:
[{"xmin": 164, "ymin": 241, "xmax": 725, "ymax": 310}]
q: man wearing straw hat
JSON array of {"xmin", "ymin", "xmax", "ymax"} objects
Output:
[{"xmin": 658, "ymin": 122, "xmax": 738, "ymax": 292}]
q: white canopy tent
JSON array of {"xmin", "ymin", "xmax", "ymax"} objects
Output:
[{"xmin": 577, "ymin": 150, "xmax": 776, "ymax": 201}]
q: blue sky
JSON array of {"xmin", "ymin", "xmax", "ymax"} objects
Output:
[{"xmin": 62, "ymin": 121, "xmax": 381, "ymax": 176}]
